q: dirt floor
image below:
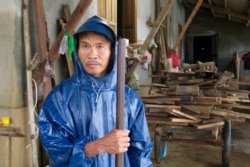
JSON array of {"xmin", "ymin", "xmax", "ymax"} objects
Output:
[{"xmin": 150, "ymin": 121, "xmax": 250, "ymax": 167}]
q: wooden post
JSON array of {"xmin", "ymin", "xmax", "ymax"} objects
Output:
[
  {"xmin": 140, "ymin": 0, "xmax": 174, "ymax": 54},
  {"xmin": 33, "ymin": 0, "xmax": 52, "ymax": 99},
  {"xmin": 23, "ymin": 0, "xmax": 39, "ymax": 166},
  {"xmin": 116, "ymin": 38, "xmax": 127, "ymax": 167}
]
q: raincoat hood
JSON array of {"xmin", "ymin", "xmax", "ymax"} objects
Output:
[{"xmin": 72, "ymin": 15, "xmax": 117, "ymax": 89}]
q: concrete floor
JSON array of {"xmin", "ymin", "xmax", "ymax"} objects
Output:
[{"xmin": 150, "ymin": 121, "xmax": 250, "ymax": 167}]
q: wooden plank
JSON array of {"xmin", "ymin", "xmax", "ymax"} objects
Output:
[
  {"xmin": 142, "ymin": 98, "xmax": 175, "ymax": 105},
  {"xmin": 140, "ymin": 0, "xmax": 174, "ymax": 53},
  {"xmin": 175, "ymin": 85, "xmax": 200, "ymax": 95},
  {"xmin": 202, "ymin": 118, "xmax": 223, "ymax": 124},
  {"xmin": 181, "ymin": 105, "xmax": 211, "ymax": 119},
  {"xmin": 171, "ymin": 109, "xmax": 200, "ymax": 121},
  {"xmin": 222, "ymin": 97, "xmax": 250, "ymax": 103},
  {"xmin": 195, "ymin": 96, "xmax": 222, "ymax": 105},
  {"xmin": 146, "ymin": 118, "xmax": 189, "ymax": 126},
  {"xmin": 166, "ymin": 78, "xmax": 204, "ymax": 85},
  {"xmin": 170, "ymin": 118, "xmax": 200, "ymax": 123},
  {"xmin": 145, "ymin": 104, "xmax": 180, "ymax": 109},
  {"xmin": 196, "ymin": 121, "xmax": 224, "ymax": 130},
  {"xmin": 211, "ymin": 109, "xmax": 250, "ymax": 119}
]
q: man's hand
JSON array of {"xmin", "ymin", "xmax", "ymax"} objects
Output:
[{"xmin": 85, "ymin": 129, "xmax": 130, "ymax": 157}]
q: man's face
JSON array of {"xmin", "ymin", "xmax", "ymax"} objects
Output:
[{"xmin": 78, "ymin": 32, "xmax": 112, "ymax": 77}]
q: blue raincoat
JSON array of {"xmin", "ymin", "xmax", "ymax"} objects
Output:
[{"xmin": 38, "ymin": 15, "xmax": 153, "ymax": 167}]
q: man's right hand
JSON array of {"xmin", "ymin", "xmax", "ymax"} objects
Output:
[{"xmin": 85, "ymin": 129, "xmax": 130, "ymax": 157}]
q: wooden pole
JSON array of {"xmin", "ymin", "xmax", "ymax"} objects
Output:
[
  {"xmin": 23, "ymin": 0, "xmax": 39, "ymax": 166},
  {"xmin": 116, "ymin": 38, "xmax": 127, "ymax": 167},
  {"xmin": 33, "ymin": 0, "xmax": 52, "ymax": 99},
  {"xmin": 173, "ymin": 0, "xmax": 203, "ymax": 49}
]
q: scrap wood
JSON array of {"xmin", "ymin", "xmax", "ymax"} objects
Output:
[
  {"xmin": 211, "ymin": 109, "xmax": 250, "ymax": 119},
  {"xmin": 142, "ymin": 98, "xmax": 175, "ymax": 105},
  {"xmin": 145, "ymin": 104, "xmax": 181, "ymax": 110},
  {"xmin": 181, "ymin": 105, "xmax": 211, "ymax": 119},
  {"xmin": 147, "ymin": 118, "xmax": 189, "ymax": 126},
  {"xmin": 195, "ymin": 96, "xmax": 222, "ymax": 105},
  {"xmin": 196, "ymin": 121, "xmax": 224, "ymax": 130},
  {"xmin": 226, "ymin": 91, "xmax": 249, "ymax": 99},
  {"xmin": 222, "ymin": 97, "xmax": 250, "ymax": 103},
  {"xmin": 201, "ymin": 89, "xmax": 227, "ymax": 97},
  {"xmin": 202, "ymin": 118, "xmax": 223, "ymax": 124},
  {"xmin": 175, "ymin": 85, "xmax": 200, "ymax": 96},
  {"xmin": 171, "ymin": 109, "xmax": 200, "ymax": 121},
  {"xmin": 181, "ymin": 105, "xmax": 211, "ymax": 114},
  {"xmin": 170, "ymin": 118, "xmax": 200, "ymax": 123},
  {"xmin": 166, "ymin": 78, "xmax": 204, "ymax": 85}
]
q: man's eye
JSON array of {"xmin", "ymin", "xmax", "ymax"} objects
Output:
[
  {"xmin": 98, "ymin": 45, "xmax": 104, "ymax": 49},
  {"xmin": 80, "ymin": 44, "xmax": 88, "ymax": 48}
]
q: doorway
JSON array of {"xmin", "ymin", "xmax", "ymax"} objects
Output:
[
  {"xmin": 117, "ymin": 0, "xmax": 137, "ymax": 43},
  {"xmin": 193, "ymin": 34, "xmax": 218, "ymax": 66}
]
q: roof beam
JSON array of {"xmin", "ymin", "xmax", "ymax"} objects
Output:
[
  {"xmin": 224, "ymin": 0, "xmax": 231, "ymax": 21},
  {"xmin": 208, "ymin": 0, "xmax": 215, "ymax": 16},
  {"xmin": 185, "ymin": 0, "xmax": 250, "ymax": 22}
]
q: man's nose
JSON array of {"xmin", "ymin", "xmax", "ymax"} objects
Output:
[{"xmin": 88, "ymin": 47, "xmax": 98, "ymax": 59}]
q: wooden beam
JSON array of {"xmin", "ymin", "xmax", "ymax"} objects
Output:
[
  {"xmin": 208, "ymin": 0, "xmax": 215, "ymax": 17},
  {"xmin": 34, "ymin": 0, "xmax": 52, "ymax": 99},
  {"xmin": 173, "ymin": 0, "xmax": 203, "ymax": 49},
  {"xmin": 140, "ymin": 0, "xmax": 174, "ymax": 54},
  {"xmin": 185, "ymin": 0, "xmax": 250, "ymax": 22},
  {"xmin": 33, "ymin": 0, "xmax": 92, "ymax": 86},
  {"xmin": 196, "ymin": 121, "xmax": 224, "ymax": 129},
  {"xmin": 62, "ymin": 4, "xmax": 75, "ymax": 76},
  {"xmin": 157, "ymin": 0, "xmax": 167, "ymax": 60}
]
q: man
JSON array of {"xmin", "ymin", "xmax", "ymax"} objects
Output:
[{"xmin": 38, "ymin": 15, "xmax": 153, "ymax": 167}]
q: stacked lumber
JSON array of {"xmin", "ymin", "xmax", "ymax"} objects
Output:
[{"xmin": 142, "ymin": 62, "xmax": 250, "ymax": 129}]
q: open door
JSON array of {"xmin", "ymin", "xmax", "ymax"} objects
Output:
[{"xmin": 193, "ymin": 34, "xmax": 218, "ymax": 66}]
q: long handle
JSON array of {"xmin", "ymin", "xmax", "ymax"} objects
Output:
[{"xmin": 116, "ymin": 38, "xmax": 127, "ymax": 167}]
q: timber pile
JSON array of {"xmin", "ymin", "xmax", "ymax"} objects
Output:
[{"xmin": 142, "ymin": 61, "xmax": 250, "ymax": 129}]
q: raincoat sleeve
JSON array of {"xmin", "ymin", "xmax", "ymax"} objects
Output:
[
  {"xmin": 126, "ymin": 90, "xmax": 153, "ymax": 167},
  {"xmin": 38, "ymin": 88, "xmax": 94, "ymax": 167}
]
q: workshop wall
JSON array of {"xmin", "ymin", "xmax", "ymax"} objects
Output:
[{"xmin": 186, "ymin": 10, "xmax": 250, "ymax": 85}]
